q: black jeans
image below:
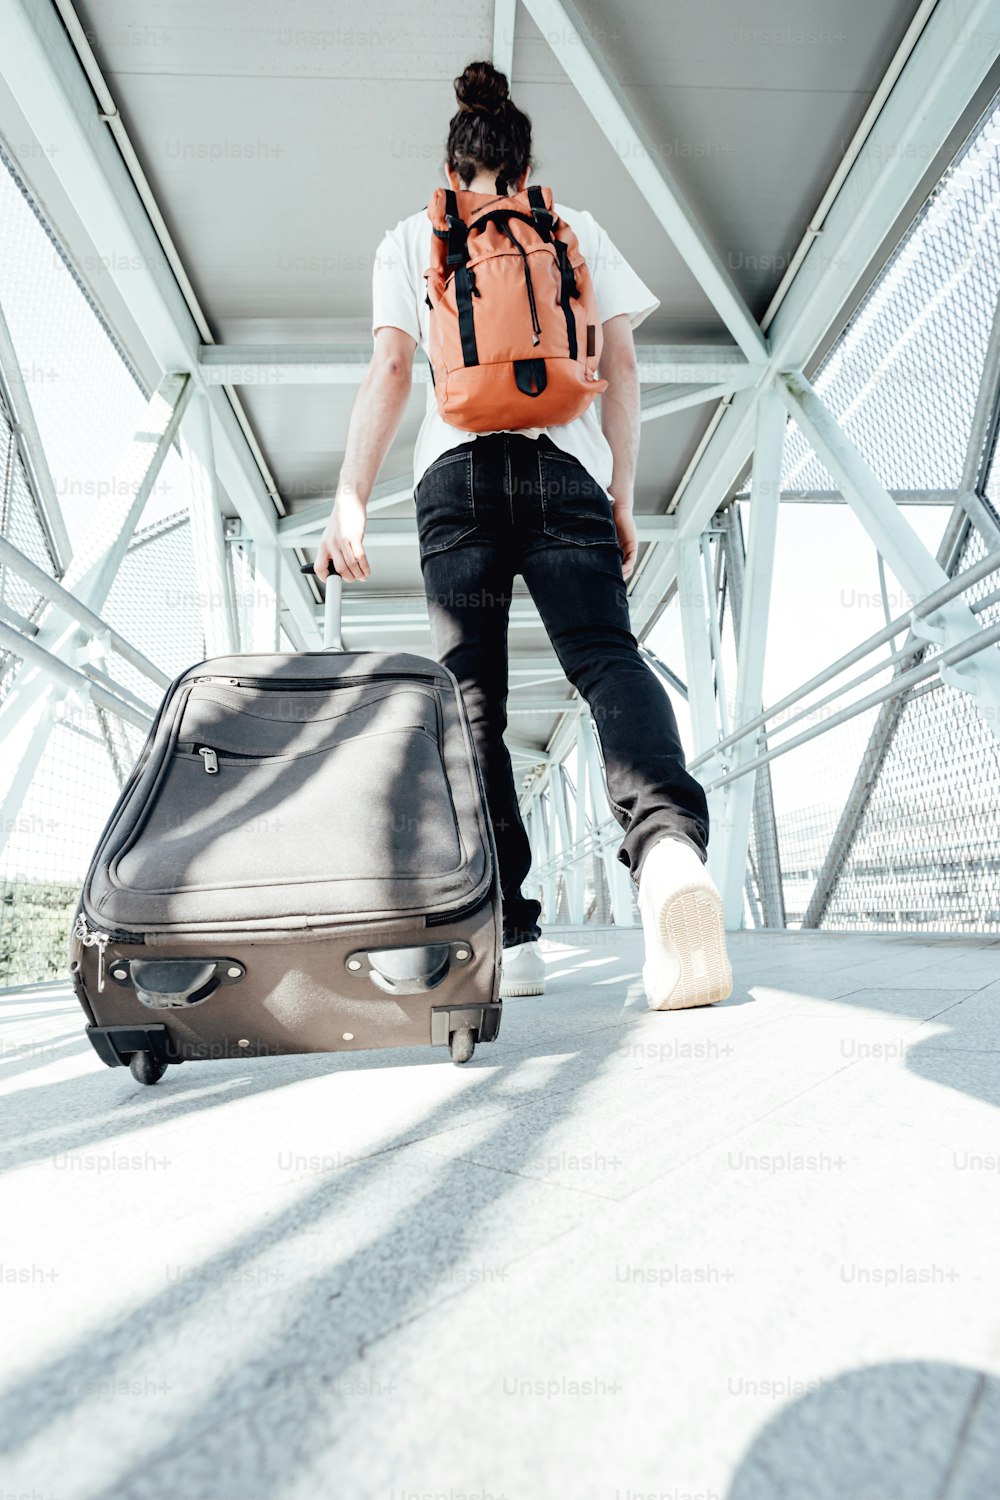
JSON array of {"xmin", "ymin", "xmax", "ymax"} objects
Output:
[{"xmin": 414, "ymin": 431, "xmax": 709, "ymax": 947}]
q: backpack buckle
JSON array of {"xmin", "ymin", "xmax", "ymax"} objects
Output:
[
  {"xmin": 531, "ymin": 207, "xmax": 555, "ymax": 240},
  {"xmin": 445, "ymin": 212, "xmax": 469, "ymax": 266}
]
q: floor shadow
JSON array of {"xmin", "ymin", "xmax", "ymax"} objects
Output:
[
  {"xmin": 0, "ymin": 1030, "xmax": 90, "ymax": 1085},
  {"xmin": 0, "ymin": 1026, "xmax": 619, "ymax": 1498},
  {"xmin": 726, "ymin": 1360, "xmax": 998, "ymax": 1499},
  {"xmin": 0, "ymin": 1010, "xmax": 507, "ymax": 1176}
]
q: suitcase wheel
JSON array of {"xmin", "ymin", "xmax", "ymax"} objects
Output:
[
  {"xmin": 449, "ymin": 1027, "xmax": 476, "ymax": 1065},
  {"xmin": 129, "ymin": 1050, "xmax": 167, "ymax": 1086}
]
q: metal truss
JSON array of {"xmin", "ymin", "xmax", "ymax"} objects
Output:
[
  {"xmin": 3, "ymin": 0, "xmax": 318, "ymax": 650},
  {"xmin": 0, "ymin": 371, "xmax": 190, "ymax": 856},
  {"xmin": 1, "ymin": 0, "xmax": 998, "ymax": 941},
  {"xmin": 801, "ymin": 289, "xmax": 1000, "ymax": 926},
  {"xmin": 197, "ymin": 342, "xmax": 755, "ymax": 391},
  {"xmin": 514, "ymin": 0, "xmax": 1000, "ymax": 930},
  {"xmin": 0, "ymin": 299, "xmax": 71, "ymax": 574},
  {"xmin": 715, "ymin": 506, "xmax": 786, "ymax": 930}
]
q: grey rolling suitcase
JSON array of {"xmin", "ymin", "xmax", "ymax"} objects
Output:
[{"xmin": 69, "ymin": 569, "xmax": 502, "ymax": 1083}]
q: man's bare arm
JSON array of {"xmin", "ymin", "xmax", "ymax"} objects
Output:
[
  {"xmin": 316, "ymin": 326, "xmax": 417, "ymax": 581},
  {"xmin": 598, "ymin": 312, "xmax": 641, "ymax": 579}
]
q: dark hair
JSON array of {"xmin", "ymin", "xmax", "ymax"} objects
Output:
[{"xmin": 446, "ymin": 61, "xmax": 532, "ymax": 196}]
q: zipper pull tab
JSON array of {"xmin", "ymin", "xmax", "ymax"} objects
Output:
[
  {"xmin": 74, "ymin": 915, "xmax": 111, "ymax": 992},
  {"xmin": 198, "ymin": 747, "xmax": 219, "ymax": 774}
]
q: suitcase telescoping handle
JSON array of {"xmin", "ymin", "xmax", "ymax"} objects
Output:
[{"xmin": 299, "ymin": 562, "xmax": 344, "ymax": 652}]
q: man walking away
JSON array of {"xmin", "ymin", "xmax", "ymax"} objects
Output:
[{"xmin": 317, "ymin": 61, "xmax": 733, "ymax": 1012}]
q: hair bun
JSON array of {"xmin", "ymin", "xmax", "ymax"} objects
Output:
[{"xmin": 454, "ymin": 60, "xmax": 509, "ymax": 115}]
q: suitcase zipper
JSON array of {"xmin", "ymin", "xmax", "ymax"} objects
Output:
[
  {"xmin": 184, "ymin": 675, "xmax": 442, "ymax": 772},
  {"xmin": 73, "ymin": 912, "xmax": 144, "ymax": 991},
  {"xmin": 189, "ymin": 673, "xmax": 439, "ymax": 689}
]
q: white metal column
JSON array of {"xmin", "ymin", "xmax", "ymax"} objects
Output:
[
  {"xmin": 181, "ymin": 392, "xmax": 236, "ymax": 657},
  {"xmin": 0, "ymin": 298, "xmax": 72, "ymax": 572},
  {"xmin": 580, "ymin": 707, "xmax": 637, "ymax": 925},
  {"xmin": 716, "ymin": 385, "xmax": 786, "ymax": 927},
  {"xmin": 677, "ymin": 534, "xmax": 729, "ymax": 893},
  {"xmin": 248, "ymin": 539, "xmax": 282, "ymax": 653}
]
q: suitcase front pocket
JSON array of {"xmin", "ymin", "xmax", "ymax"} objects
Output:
[{"xmin": 110, "ymin": 683, "xmax": 464, "ymax": 905}]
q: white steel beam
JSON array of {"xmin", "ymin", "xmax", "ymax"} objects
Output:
[
  {"xmin": 0, "ymin": 618, "xmax": 151, "ymax": 729},
  {"xmin": 540, "ymin": 790, "xmax": 557, "ymax": 922},
  {"xmin": 0, "ymin": 299, "xmax": 72, "ymax": 572},
  {"xmin": 72, "ymin": 373, "xmax": 192, "ymax": 613},
  {"xmin": 700, "ymin": 533, "xmax": 730, "ymax": 739},
  {"xmin": 779, "ymin": 369, "xmax": 1000, "ymax": 736},
  {"xmin": 563, "ymin": 756, "xmax": 587, "ymax": 918},
  {"xmin": 0, "ymin": 533, "xmax": 169, "ymax": 689},
  {"xmin": 716, "ymin": 386, "xmax": 786, "ymax": 928},
  {"xmin": 677, "ymin": 534, "xmax": 730, "ymax": 894},
  {"xmin": 573, "ymin": 718, "xmax": 591, "ymax": 924},
  {"xmin": 181, "ymin": 394, "xmax": 237, "ymax": 657},
  {"xmin": 552, "ymin": 760, "xmax": 583, "ymax": 920},
  {"xmin": 493, "ymin": 0, "xmax": 516, "ymax": 79},
  {"xmin": 280, "ymin": 490, "xmax": 963, "ymax": 554},
  {"xmin": 277, "ymin": 481, "xmax": 421, "ymax": 546},
  {"xmin": 580, "ymin": 709, "xmax": 636, "ymax": 926},
  {"xmin": 677, "ymin": 537, "xmax": 719, "ymax": 759},
  {"xmin": 519, "ymin": 0, "xmax": 768, "ymax": 364},
  {"xmin": 248, "ymin": 539, "xmax": 282, "ymax": 653},
  {"xmin": 198, "ymin": 343, "xmax": 753, "ymax": 389},
  {"xmin": 628, "ymin": 390, "xmax": 759, "ymax": 638},
  {"xmin": 735, "ymin": 488, "xmax": 972, "ymax": 507},
  {"xmin": 281, "ymin": 509, "xmax": 677, "ymax": 549},
  {"xmin": 640, "ymin": 379, "xmax": 756, "ymax": 423}
]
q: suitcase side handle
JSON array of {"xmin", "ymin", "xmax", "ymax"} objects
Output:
[{"xmin": 300, "ymin": 562, "xmax": 344, "ymax": 652}]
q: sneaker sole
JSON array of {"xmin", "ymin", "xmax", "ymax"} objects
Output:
[
  {"xmin": 500, "ymin": 982, "xmax": 546, "ymax": 998},
  {"xmin": 643, "ymin": 883, "xmax": 733, "ymax": 1010}
]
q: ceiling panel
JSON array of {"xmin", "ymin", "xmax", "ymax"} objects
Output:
[{"xmin": 39, "ymin": 0, "xmax": 930, "ymax": 748}]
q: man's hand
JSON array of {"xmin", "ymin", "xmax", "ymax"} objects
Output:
[
  {"xmin": 316, "ymin": 492, "xmax": 371, "ymax": 582},
  {"xmin": 610, "ymin": 494, "xmax": 637, "ymax": 580},
  {"xmin": 314, "ymin": 326, "xmax": 416, "ymax": 582}
]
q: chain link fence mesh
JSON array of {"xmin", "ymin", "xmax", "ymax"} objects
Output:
[
  {"xmin": 0, "ymin": 148, "xmax": 208, "ymax": 985},
  {"xmin": 730, "ymin": 96, "xmax": 1000, "ymax": 932},
  {"xmin": 0, "ymin": 386, "xmax": 59, "ymax": 703}
]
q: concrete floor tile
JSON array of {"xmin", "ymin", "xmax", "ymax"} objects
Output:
[{"xmin": 2, "ymin": 927, "xmax": 998, "ymax": 1500}]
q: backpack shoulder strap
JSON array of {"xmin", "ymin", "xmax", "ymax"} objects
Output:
[
  {"xmin": 527, "ymin": 185, "xmax": 555, "ymax": 242},
  {"xmin": 443, "ymin": 189, "xmax": 470, "ymax": 267}
]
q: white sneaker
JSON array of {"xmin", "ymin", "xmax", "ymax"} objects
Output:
[
  {"xmin": 499, "ymin": 940, "xmax": 546, "ymax": 998},
  {"xmin": 637, "ymin": 837, "xmax": 733, "ymax": 1009}
]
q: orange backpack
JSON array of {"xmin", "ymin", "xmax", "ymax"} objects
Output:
[{"xmin": 424, "ymin": 184, "xmax": 608, "ymax": 432}]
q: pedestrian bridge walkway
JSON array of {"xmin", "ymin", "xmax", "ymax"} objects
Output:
[{"xmin": 3, "ymin": 927, "xmax": 998, "ymax": 1499}]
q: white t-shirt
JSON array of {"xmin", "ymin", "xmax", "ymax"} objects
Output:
[{"xmin": 371, "ymin": 199, "xmax": 659, "ymax": 490}]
